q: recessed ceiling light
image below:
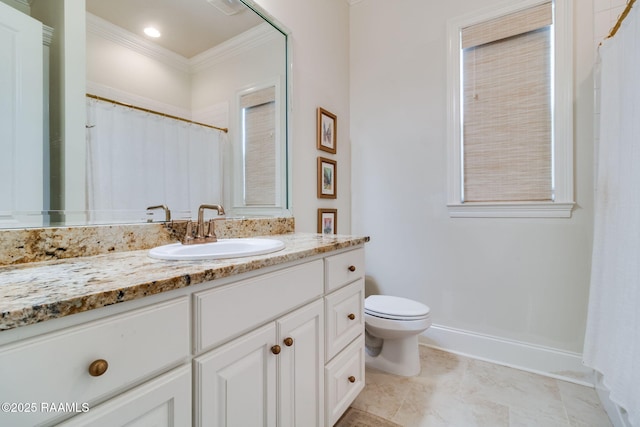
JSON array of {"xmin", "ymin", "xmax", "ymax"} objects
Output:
[{"xmin": 144, "ymin": 27, "xmax": 161, "ymax": 38}]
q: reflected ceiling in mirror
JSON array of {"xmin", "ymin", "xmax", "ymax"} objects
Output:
[{"xmin": 85, "ymin": 0, "xmax": 263, "ymax": 58}]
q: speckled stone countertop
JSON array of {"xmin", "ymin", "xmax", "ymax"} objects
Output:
[{"xmin": 0, "ymin": 233, "xmax": 369, "ymax": 332}]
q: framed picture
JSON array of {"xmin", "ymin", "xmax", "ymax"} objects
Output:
[
  {"xmin": 317, "ymin": 157, "xmax": 337, "ymax": 199},
  {"xmin": 318, "ymin": 209, "xmax": 337, "ymax": 234},
  {"xmin": 317, "ymin": 107, "xmax": 337, "ymax": 154}
]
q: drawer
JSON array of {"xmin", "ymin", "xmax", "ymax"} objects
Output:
[
  {"xmin": 324, "ymin": 248, "xmax": 365, "ymax": 292},
  {"xmin": 58, "ymin": 364, "xmax": 191, "ymax": 427},
  {"xmin": 325, "ymin": 335, "xmax": 365, "ymax": 426},
  {"xmin": 325, "ymin": 279, "xmax": 364, "ymax": 361},
  {"xmin": 0, "ymin": 297, "xmax": 190, "ymax": 427},
  {"xmin": 195, "ymin": 259, "xmax": 323, "ymax": 352}
]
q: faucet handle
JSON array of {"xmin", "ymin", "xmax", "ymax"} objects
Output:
[
  {"xmin": 204, "ymin": 219, "xmax": 218, "ymax": 243},
  {"xmin": 182, "ymin": 221, "xmax": 196, "ymax": 245}
]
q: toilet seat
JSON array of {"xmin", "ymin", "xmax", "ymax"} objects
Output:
[{"xmin": 365, "ymin": 295, "xmax": 430, "ymax": 321}]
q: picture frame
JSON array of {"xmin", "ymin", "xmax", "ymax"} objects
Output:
[
  {"xmin": 317, "ymin": 157, "xmax": 337, "ymax": 199},
  {"xmin": 318, "ymin": 208, "xmax": 337, "ymax": 234},
  {"xmin": 317, "ymin": 107, "xmax": 337, "ymax": 154}
]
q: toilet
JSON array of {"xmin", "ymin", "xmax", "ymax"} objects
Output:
[{"xmin": 364, "ymin": 295, "xmax": 431, "ymax": 376}]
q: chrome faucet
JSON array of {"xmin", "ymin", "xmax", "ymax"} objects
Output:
[
  {"xmin": 146, "ymin": 205, "xmax": 171, "ymax": 222},
  {"xmin": 182, "ymin": 204, "xmax": 225, "ymax": 245}
]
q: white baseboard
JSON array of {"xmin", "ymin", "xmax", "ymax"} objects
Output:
[{"xmin": 419, "ymin": 324, "xmax": 595, "ymax": 387}]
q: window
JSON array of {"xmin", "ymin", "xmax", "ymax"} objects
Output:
[
  {"xmin": 446, "ymin": 0, "xmax": 574, "ymax": 218},
  {"xmin": 240, "ymin": 86, "xmax": 277, "ymax": 206}
]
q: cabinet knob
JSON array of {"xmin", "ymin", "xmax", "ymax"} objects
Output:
[
  {"xmin": 348, "ymin": 265, "xmax": 356, "ymax": 272},
  {"xmin": 88, "ymin": 359, "xmax": 109, "ymax": 377},
  {"xmin": 283, "ymin": 337, "xmax": 294, "ymax": 347},
  {"xmin": 271, "ymin": 345, "xmax": 282, "ymax": 355},
  {"xmin": 347, "ymin": 313, "xmax": 356, "ymax": 320},
  {"xmin": 348, "ymin": 375, "xmax": 356, "ymax": 383}
]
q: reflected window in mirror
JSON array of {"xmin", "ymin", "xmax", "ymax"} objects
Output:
[{"xmin": 241, "ymin": 86, "xmax": 276, "ymax": 206}]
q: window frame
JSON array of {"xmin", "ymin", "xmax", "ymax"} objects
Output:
[{"xmin": 446, "ymin": 0, "xmax": 574, "ymax": 218}]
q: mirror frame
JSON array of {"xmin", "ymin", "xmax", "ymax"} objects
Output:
[{"xmin": 230, "ymin": 0, "xmax": 293, "ymax": 217}]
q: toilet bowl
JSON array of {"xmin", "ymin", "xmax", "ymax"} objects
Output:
[{"xmin": 364, "ymin": 295, "xmax": 431, "ymax": 377}]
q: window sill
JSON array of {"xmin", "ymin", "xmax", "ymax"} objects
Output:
[{"xmin": 447, "ymin": 202, "xmax": 575, "ymax": 218}]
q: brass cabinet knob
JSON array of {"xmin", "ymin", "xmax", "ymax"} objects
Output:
[
  {"xmin": 283, "ymin": 337, "xmax": 294, "ymax": 347},
  {"xmin": 348, "ymin": 265, "xmax": 356, "ymax": 272},
  {"xmin": 348, "ymin": 376, "xmax": 356, "ymax": 383},
  {"xmin": 271, "ymin": 345, "xmax": 281, "ymax": 355},
  {"xmin": 347, "ymin": 313, "xmax": 356, "ymax": 320},
  {"xmin": 88, "ymin": 359, "xmax": 109, "ymax": 377}
]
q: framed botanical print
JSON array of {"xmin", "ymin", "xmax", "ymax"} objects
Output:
[
  {"xmin": 317, "ymin": 157, "xmax": 337, "ymax": 199},
  {"xmin": 317, "ymin": 107, "xmax": 337, "ymax": 154},
  {"xmin": 318, "ymin": 208, "xmax": 337, "ymax": 234}
]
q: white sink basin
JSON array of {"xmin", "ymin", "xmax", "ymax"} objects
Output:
[{"xmin": 148, "ymin": 238, "xmax": 285, "ymax": 261}]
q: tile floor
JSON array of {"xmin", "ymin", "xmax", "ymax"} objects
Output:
[{"xmin": 345, "ymin": 345, "xmax": 612, "ymax": 427}]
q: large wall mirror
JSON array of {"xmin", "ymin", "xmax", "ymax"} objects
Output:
[{"xmin": 0, "ymin": 0, "xmax": 290, "ymax": 229}]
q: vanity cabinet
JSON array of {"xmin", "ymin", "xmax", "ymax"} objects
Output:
[
  {"xmin": 323, "ymin": 249, "xmax": 366, "ymax": 426},
  {"xmin": 195, "ymin": 300, "xmax": 324, "ymax": 427},
  {"xmin": 0, "ymin": 297, "xmax": 190, "ymax": 427},
  {"xmin": 193, "ymin": 260, "xmax": 324, "ymax": 427},
  {"xmin": 58, "ymin": 365, "xmax": 191, "ymax": 427},
  {"xmin": 0, "ymin": 245, "xmax": 365, "ymax": 427}
]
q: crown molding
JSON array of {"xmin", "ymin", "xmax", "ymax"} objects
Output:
[
  {"xmin": 86, "ymin": 12, "xmax": 191, "ymax": 74},
  {"xmin": 190, "ymin": 23, "xmax": 280, "ymax": 74},
  {"xmin": 42, "ymin": 25, "xmax": 54, "ymax": 47}
]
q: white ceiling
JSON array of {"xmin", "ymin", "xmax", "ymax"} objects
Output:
[{"xmin": 85, "ymin": 0, "xmax": 264, "ymax": 58}]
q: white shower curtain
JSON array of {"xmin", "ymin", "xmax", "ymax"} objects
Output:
[
  {"xmin": 583, "ymin": 4, "xmax": 640, "ymax": 426},
  {"xmin": 86, "ymin": 98, "xmax": 223, "ymax": 222}
]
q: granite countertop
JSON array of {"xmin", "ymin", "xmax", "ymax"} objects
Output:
[{"xmin": 0, "ymin": 233, "xmax": 369, "ymax": 332}]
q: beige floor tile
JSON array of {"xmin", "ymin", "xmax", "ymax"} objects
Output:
[
  {"xmin": 509, "ymin": 406, "xmax": 571, "ymax": 427},
  {"xmin": 416, "ymin": 346, "xmax": 468, "ymax": 392},
  {"xmin": 351, "ymin": 368, "xmax": 412, "ymax": 420},
  {"xmin": 334, "ymin": 407, "xmax": 402, "ymax": 427},
  {"xmin": 461, "ymin": 358, "xmax": 568, "ymax": 420},
  {"xmin": 391, "ymin": 379, "xmax": 509, "ymax": 427},
  {"xmin": 556, "ymin": 380, "xmax": 613, "ymax": 427},
  {"xmin": 348, "ymin": 345, "xmax": 612, "ymax": 427}
]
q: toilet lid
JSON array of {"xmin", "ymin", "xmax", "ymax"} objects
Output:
[{"xmin": 365, "ymin": 295, "xmax": 430, "ymax": 319}]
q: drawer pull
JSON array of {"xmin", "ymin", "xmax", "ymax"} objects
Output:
[
  {"xmin": 271, "ymin": 345, "xmax": 282, "ymax": 355},
  {"xmin": 283, "ymin": 337, "xmax": 294, "ymax": 347},
  {"xmin": 88, "ymin": 359, "xmax": 109, "ymax": 377},
  {"xmin": 348, "ymin": 265, "xmax": 357, "ymax": 272},
  {"xmin": 348, "ymin": 375, "xmax": 356, "ymax": 383},
  {"xmin": 347, "ymin": 313, "xmax": 356, "ymax": 320}
]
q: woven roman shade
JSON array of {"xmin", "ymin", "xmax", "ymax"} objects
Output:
[
  {"xmin": 240, "ymin": 86, "xmax": 276, "ymax": 206},
  {"xmin": 461, "ymin": 2, "xmax": 553, "ymax": 202}
]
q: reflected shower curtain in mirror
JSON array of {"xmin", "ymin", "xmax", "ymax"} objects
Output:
[
  {"xmin": 583, "ymin": 4, "xmax": 640, "ymax": 426},
  {"xmin": 86, "ymin": 98, "xmax": 223, "ymax": 222}
]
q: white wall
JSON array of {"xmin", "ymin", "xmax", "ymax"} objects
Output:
[
  {"xmin": 350, "ymin": 0, "xmax": 596, "ymax": 370},
  {"xmin": 253, "ymin": 0, "xmax": 352, "ymax": 233},
  {"xmin": 86, "ymin": 31, "xmax": 192, "ymax": 112}
]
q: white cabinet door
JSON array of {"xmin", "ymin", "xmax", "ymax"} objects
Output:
[
  {"xmin": 195, "ymin": 323, "xmax": 277, "ymax": 427},
  {"xmin": 0, "ymin": 2, "xmax": 43, "ymax": 219},
  {"xmin": 277, "ymin": 299, "xmax": 325, "ymax": 427},
  {"xmin": 58, "ymin": 365, "xmax": 191, "ymax": 427}
]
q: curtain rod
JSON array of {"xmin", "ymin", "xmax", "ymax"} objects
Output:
[
  {"xmin": 607, "ymin": 0, "xmax": 636, "ymax": 39},
  {"xmin": 86, "ymin": 93, "xmax": 229, "ymax": 133}
]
